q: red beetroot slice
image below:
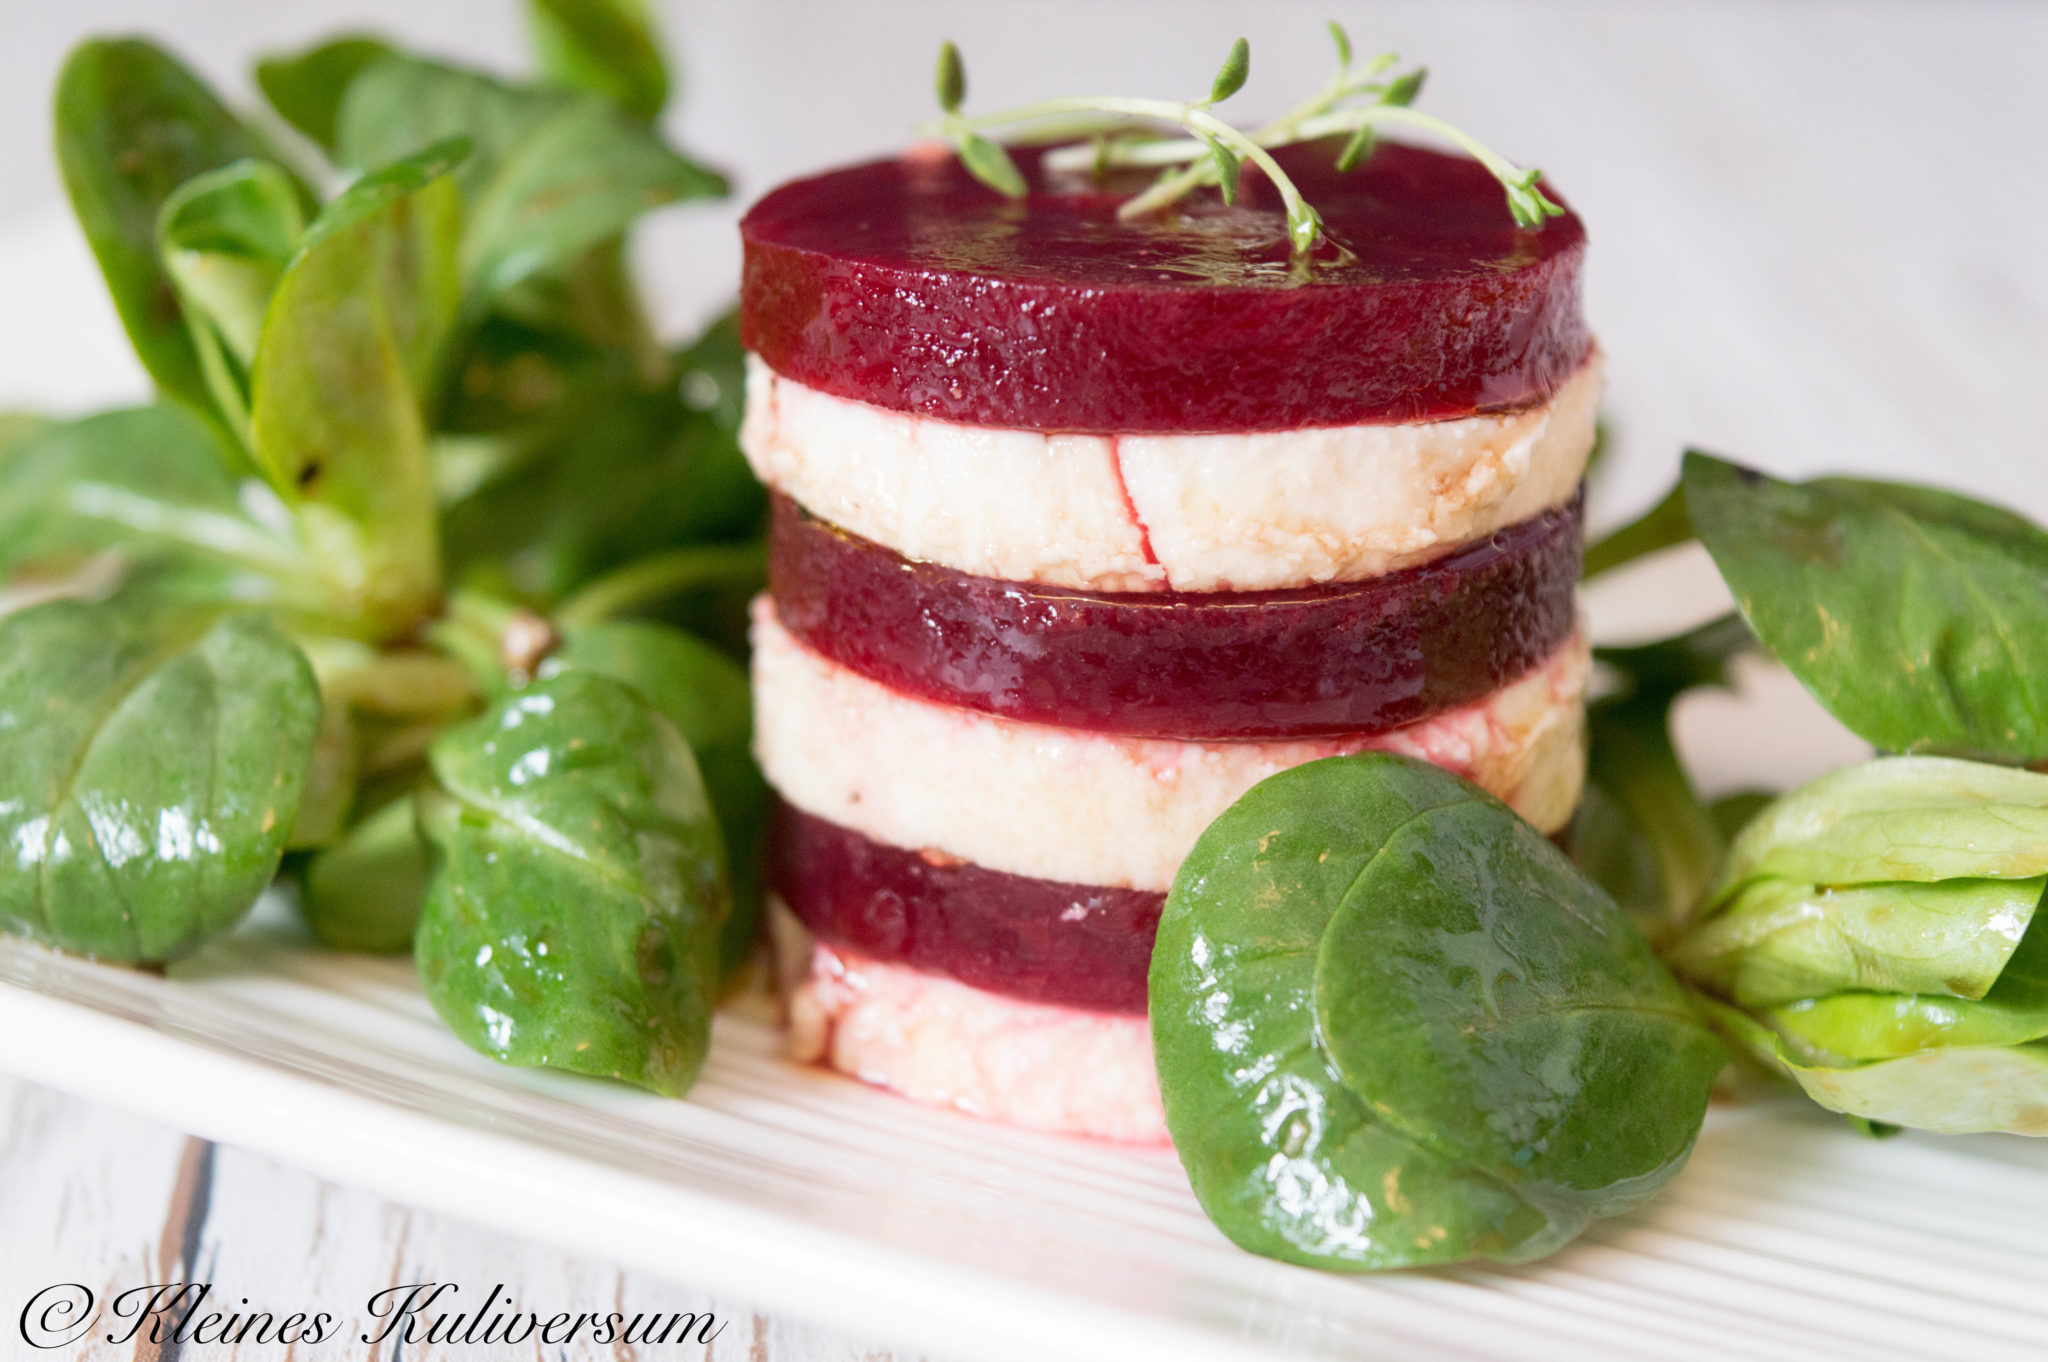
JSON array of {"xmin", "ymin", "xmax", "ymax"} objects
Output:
[
  {"xmin": 740, "ymin": 139, "xmax": 1589, "ymax": 434},
  {"xmin": 770, "ymin": 490, "xmax": 1583, "ymax": 741},
  {"xmin": 773, "ymin": 802, "xmax": 1160, "ymax": 1015}
]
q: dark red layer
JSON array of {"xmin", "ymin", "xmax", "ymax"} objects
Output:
[
  {"xmin": 740, "ymin": 139, "xmax": 1588, "ymax": 434},
  {"xmin": 769, "ymin": 490, "xmax": 1583, "ymax": 741},
  {"xmin": 772, "ymin": 802, "xmax": 1159, "ymax": 1015}
]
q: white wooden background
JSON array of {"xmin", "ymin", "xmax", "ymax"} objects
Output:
[
  {"xmin": 0, "ymin": 1075, "xmax": 936, "ymax": 1360},
  {"xmin": 0, "ymin": 2, "xmax": 2044, "ymax": 1359}
]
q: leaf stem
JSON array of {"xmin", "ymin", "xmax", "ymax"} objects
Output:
[
  {"xmin": 1584, "ymin": 484, "xmax": 1695, "ymax": 580},
  {"xmin": 1153, "ymin": 109, "xmax": 1317, "ymax": 246},
  {"xmin": 552, "ymin": 541, "xmax": 765, "ymax": 629},
  {"xmin": 1589, "ymin": 696, "xmax": 1728, "ymax": 941},
  {"xmin": 1300, "ymin": 106, "xmax": 1545, "ymax": 190}
]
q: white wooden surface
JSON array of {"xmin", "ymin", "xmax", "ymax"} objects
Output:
[
  {"xmin": 0, "ymin": 2, "xmax": 2044, "ymax": 1358},
  {"xmin": 1, "ymin": 1075, "xmax": 937, "ymax": 1360}
]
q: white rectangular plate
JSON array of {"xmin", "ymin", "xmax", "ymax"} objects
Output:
[
  {"xmin": 5, "ymin": 883, "xmax": 2048, "ymax": 1362},
  {"xmin": 4, "ymin": 206, "xmax": 2048, "ymax": 1362}
]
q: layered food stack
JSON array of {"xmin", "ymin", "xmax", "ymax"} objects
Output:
[{"xmin": 739, "ymin": 141, "xmax": 1599, "ymax": 1144}]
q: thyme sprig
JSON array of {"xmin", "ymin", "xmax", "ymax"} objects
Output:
[{"xmin": 920, "ymin": 23, "xmax": 1564, "ymax": 255}]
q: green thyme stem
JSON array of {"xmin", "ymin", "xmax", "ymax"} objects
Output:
[
  {"xmin": 995, "ymin": 113, "xmax": 1160, "ymax": 147},
  {"xmin": 1149, "ymin": 108, "xmax": 1316, "ymax": 241},
  {"xmin": 936, "ymin": 93, "xmax": 1218, "ymax": 134},
  {"xmin": 927, "ymin": 95, "xmax": 1319, "ymax": 247},
  {"xmin": 1052, "ymin": 137, "xmax": 1205, "ymax": 169},
  {"xmin": 1296, "ymin": 105, "xmax": 1529, "ymax": 188},
  {"xmin": 1102, "ymin": 103, "xmax": 1553, "ymax": 225}
]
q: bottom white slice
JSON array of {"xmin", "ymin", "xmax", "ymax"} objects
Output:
[{"xmin": 777, "ymin": 910, "xmax": 1167, "ymax": 1145}]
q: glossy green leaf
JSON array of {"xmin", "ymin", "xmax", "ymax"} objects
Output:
[
  {"xmin": 1713, "ymin": 756, "xmax": 2048, "ymax": 894},
  {"xmin": 1685, "ymin": 450, "xmax": 2048, "ymax": 762},
  {"xmin": 1776, "ymin": 913, "xmax": 2048, "ymax": 1061},
  {"xmin": 1785, "ymin": 1044, "xmax": 2048, "ymax": 1135},
  {"xmin": 1769, "ymin": 988, "xmax": 2048, "ymax": 1062},
  {"xmin": 1673, "ymin": 876, "xmax": 2044, "ymax": 1006},
  {"xmin": 341, "ymin": 54, "xmax": 734, "ymax": 602},
  {"xmin": 158, "ymin": 161, "xmax": 304, "ymax": 366},
  {"xmin": 1153, "ymin": 753, "xmax": 1722, "ymax": 1271},
  {"xmin": 416, "ymin": 671, "xmax": 727, "ymax": 1095},
  {"xmin": 1690, "ymin": 765, "xmax": 2048, "ymax": 1134},
  {"xmin": 1316, "ymin": 794, "xmax": 1720, "ymax": 1218},
  {"xmin": 250, "ymin": 143, "xmax": 464, "ymax": 636},
  {"xmin": 300, "ymin": 793, "xmax": 429, "ymax": 954},
  {"xmin": 546, "ymin": 620, "xmax": 766, "ymax": 979},
  {"xmin": 54, "ymin": 39, "xmax": 309, "ymax": 428},
  {"xmin": 255, "ymin": 36, "xmax": 398, "ymax": 152},
  {"xmin": 156, "ymin": 160, "xmax": 306, "ymax": 446},
  {"xmin": 334, "ymin": 55, "xmax": 724, "ymax": 297},
  {"xmin": 0, "ymin": 597, "xmax": 319, "ymax": 963},
  {"xmin": 0, "ymin": 405, "xmax": 327, "ymax": 607},
  {"xmin": 1710, "ymin": 995, "xmax": 2048, "ymax": 1137},
  {"xmin": 52, "ymin": 40, "xmax": 282, "ymax": 420},
  {"xmin": 528, "ymin": 0, "xmax": 669, "ymax": 120}
]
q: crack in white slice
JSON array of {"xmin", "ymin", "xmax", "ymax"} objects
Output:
[
  {"xmin": 753, "ymin": 600, "xmax": 1589, "ymax": 893},
  {"xmin": 742, "ymin": 351, "xmax": 1602, "ymax": 592},
  {"xmin": 742, "ymin": 358, "xmax": 1163, "ymax": 592}
]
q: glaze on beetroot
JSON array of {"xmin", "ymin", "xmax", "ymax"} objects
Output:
[
  {"xmin": 769, "ymin": 490, "xmax": 1582, "ymax": 741},
  {"xmin": 773, "ymin": 802, "xmax": 1160, "ymax": 1014},
  {"xmin": 740, "ymin": 139, "xmax": 1588, "ymax": 434}
]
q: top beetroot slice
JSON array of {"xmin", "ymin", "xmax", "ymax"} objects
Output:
[{"xmin": 740, "ymin": 139, "xmax": 1589, "ymax": 434}]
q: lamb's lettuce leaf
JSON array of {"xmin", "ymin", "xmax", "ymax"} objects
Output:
[
  {"xmin": 416, "ymin": 671, "xmax": 727, "ymax": 1094},
  {"xmin": 1154, "ymin": 753, "xmax": 1722, "ymax": 1270}
]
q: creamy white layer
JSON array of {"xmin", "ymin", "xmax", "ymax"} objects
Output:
[
  {"xmin": 753, "ymin": 600, "xmax": 1588, "ymax": 892},
  {"xmin": 741, "ymin": 351, "xmax": 1602, "ymax": 592},
  {"xmin": 783, "ymin": 930, "xmax": 1168, "ymax": 1145}
]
